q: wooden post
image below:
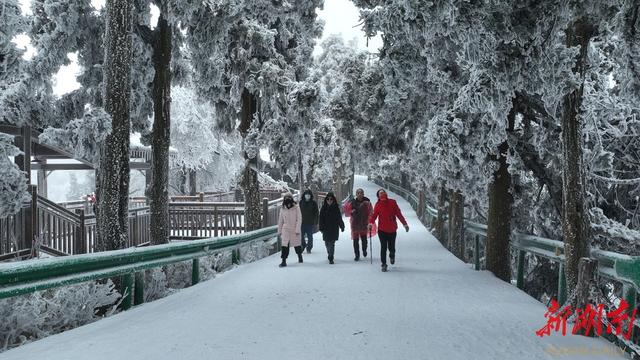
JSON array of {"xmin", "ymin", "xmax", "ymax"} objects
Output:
[
  {"xmin": 262, "ymin": 198, "xmax": 269, "ymax": 228},
  {"xmin": 192, "ymin": 258, "xmax": 200, "ymax": 285},
  {"xmin": 36, "ymin": 158, "xmax": 47, "ymax": 197},
  {"xmin": 132, "ymin": 210, "xmax": 138, "ymax": 246},
  {"xmin": 134, "ymin": 272, "xmax": 144, "ymax": 305},
  {"xmin": 516, "ymin": 250, "xmax": 525, "ymax": 289},
  {"xmin": 24, "ymin": 185, "xmax": 37, "ymax": 252},
  {"xmin": 74, "ymin": 209, "xmax": 86, "ymax": 254},
  {"xmin": 15, "ymin": 125, "xmax": 31, "ymax": 183}
]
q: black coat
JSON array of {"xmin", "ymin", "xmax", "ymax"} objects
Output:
[
  {"xmin": 299, "ymin": 190, "xmax": 319, "ymax": 225},
  {"xmin": 319, "ymin": 201, "xmax": 345, "ymax": 241}
]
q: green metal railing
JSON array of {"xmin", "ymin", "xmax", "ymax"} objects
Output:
[
  {"xmin": 0, "ymin": 226, "xmax": 278, "ymax": 309},
  {"xmin": 372, "ymin": 178, "xmax": 640, "ymax": 309}
]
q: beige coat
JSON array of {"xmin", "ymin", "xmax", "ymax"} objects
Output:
[{"xmin": 278, "ymin": 204, "xmax": 302, "ymax": 247}]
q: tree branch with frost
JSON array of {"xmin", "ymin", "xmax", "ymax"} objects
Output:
[{"xmin": 590, "ymin": 173, "xmax": 640, "ymax": 185}]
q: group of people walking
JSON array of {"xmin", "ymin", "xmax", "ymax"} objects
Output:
[{"xmin": 276, "ymin": 187, "xmax": 409, "ymax": 272}]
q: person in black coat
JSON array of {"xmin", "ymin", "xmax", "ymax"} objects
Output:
[{"xmin": 318, "ymin": 192, "xmax": 345, "ymax": 264}]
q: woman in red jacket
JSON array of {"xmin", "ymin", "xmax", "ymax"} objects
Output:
[{"xmin": 368, "ymin": 189, "xmax": 409, "ymax": 272}]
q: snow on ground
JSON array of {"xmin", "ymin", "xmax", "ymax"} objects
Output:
[{"xmin": 0, "ymin": 176, "xmax": 628, "ymax": 360}]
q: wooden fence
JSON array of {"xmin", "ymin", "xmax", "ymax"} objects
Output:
[{"xmin": 0, "ymin": 187, "xmax": 301, "ymax": 259}]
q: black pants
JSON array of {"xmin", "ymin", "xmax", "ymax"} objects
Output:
[
  {"xmin": 281, "ymin": 245, "xmax": 303, "ymax": 259},
  {"xmin": 324, "ymin": 240, "xmax": 335, "ymax": 260},
  {"xmin": 378, "ymin": 230, "xmax": 397, "ymax": 265},
  {"xmin": 353, "ymin": 234, "xmax": 368, "ymax": 256}
]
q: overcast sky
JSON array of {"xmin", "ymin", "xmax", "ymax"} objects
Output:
[{"xmin": 14, "ymin": 0, "xmax": 380, "ymax": 96}]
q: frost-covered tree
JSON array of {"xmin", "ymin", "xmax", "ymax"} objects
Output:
[
  {"xmin": 0, "ymin": 1, "xmax": 30, "ymax": 217},
  {"xmin": 96, "ymin": 0, "xmax": 134, "ymax": 251},
  {"xmin": 353, "ymin": 0, "xmax": 640, "ymax": 296},
  {"xmin": 170, "ymin": 85, "xmax": 243, "ymax": 195},
  {"xmin": 187, "ymin": 0, "xmax": 323, "ymax": 230}
]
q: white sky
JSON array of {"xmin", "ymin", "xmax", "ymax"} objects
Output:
[{"xmin": 14, "ymin": 0, "xmax": 380, "ymax": 97}]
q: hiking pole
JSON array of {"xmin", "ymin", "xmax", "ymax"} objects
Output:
[{"xmin": 369, "ymin": 228, "xmax": 373, "ymax": 265}]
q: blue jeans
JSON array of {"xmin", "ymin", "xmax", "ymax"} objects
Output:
[{"xmin": 300, "ymin": 223, "xmax": 314, "ymax": 251}]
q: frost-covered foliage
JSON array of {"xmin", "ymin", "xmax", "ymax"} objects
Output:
[
  {"xmin": 0, "ymin": 134, "xmax": 29, "ymax": 217},
  {"xmin": 186, "ymin": 0, "xmax": 324, "ymax": 162},
  {"xmin": 0, "ymin": 280, "xmax": 120, "ymax": 351},
  {"xmin": 305, "ymin": 36, "xmax": 371, "ymax": 188},
  {"xmin": 348, "ymin": 0, "xmax": 640, "ymax": 256},
  {"xmin": 171, "ymin": 86, "xmax": 236, "ymax": 171},
  {"xmin": 40, "ymin": 108, "xmax": 112, "ymax": 163}
]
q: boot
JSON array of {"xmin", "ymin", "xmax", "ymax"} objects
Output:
[
  {"xmin": 279, "ymin": 260, "xmax": 287, "ymax": 267},
  {"xmin": 354, "ymin": 254, "xmax": 360, "ymax": 261},
  {"xmin": 329, "ymin": 256, "xmax": 334, "ymax": 264},
  {"xmin": 298, "ymin": 253, "xmax": 303, "ymax": 263},
  {"xmin": 390, "ymin": 255, "xmax": 395, "ymax": 265},
  {"xmin": 363, "ymin": 249, "xmax": 367, "ymax": 257},
  {"xmin": 381, "ymin": 264, "xmax": 388, "ymax": 272}
]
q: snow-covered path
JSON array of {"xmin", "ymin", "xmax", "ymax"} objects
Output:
[{"xmin": 0, "ymin": 176, "xmax": 627, "ymax": 360}]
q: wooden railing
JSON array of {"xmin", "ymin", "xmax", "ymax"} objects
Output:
[
  {"xmin": 1, "ymin": 188, "xmax": 318, "ymax": 259},
  {"xmin": 0, "ymin": 207, "xmax": 26, "ymax": 257}
]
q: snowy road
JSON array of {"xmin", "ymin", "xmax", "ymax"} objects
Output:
[{"xmin": 0, "ymin": 176, "xmax": 627, "ymax": 360}]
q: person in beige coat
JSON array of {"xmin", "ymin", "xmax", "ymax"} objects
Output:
[{"xmin": 278, "ymin": 192, "xmax": 303, "ymax": 267}]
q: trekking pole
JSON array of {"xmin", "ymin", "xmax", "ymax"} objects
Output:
[{"xmin": 369, "ymin": 228, "xmax": 373, "ymax": 265}]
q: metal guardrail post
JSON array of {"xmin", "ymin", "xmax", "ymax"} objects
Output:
[
  {"xmin": 516, "ymin": 250, "xmax": 525, "ymax": 289},
  {"xmin": 232, "ymin": 248, "xmax": 240, "ymax": 265},
  {"xmin": 122, "ymin": 273, "xmax": 134, "ymax": 310},
  {"xmin": 192, "ymin": 258, "xmax": 200, "ymax": 285},
  {"xmin": 558, "ymin": 263, "xmax": 567, "ymax": 304},
  {"xmin": 134, "ymin": 272, "xmax": 144, "ymax": 305}
]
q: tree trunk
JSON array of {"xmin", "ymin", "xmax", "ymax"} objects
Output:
[
  {"xmin": 297, "ymin": 150, "xmax": 304, "ymax": 195},
  {"xmin": 239, "ymin": 88, "xmax": 261, "ymax": 231},
  {"xmin": 188, "ymin": 169, "xmax": 197, "ymax": 196},
  {"xmin": 333, "ymin": 159, "xmax": 343, "ymax": 203},
  {"xmin": 562, "ymin": 17, "xmax": 595, "ymax": 292},
  {"xmin": 448, "ymin": 190, "xmax": 464, "ymax": 260},
  {"xmin": 96, "ymin": 0, "xmax": 132, "ymax": 252},
  {"xmin": 434, "ymin": 185, "xmax": 447, "ymax": 244},
  {"xmin": 149, "ymin": 12, "xmax": 172, "ymax": 245},
  {"xmin": 485, "ymin": 104, "xmax": 516, "ymax": 282},
  {"xmin": 575, "ymin": 258, "xmax": 597, "ymax": 308}
]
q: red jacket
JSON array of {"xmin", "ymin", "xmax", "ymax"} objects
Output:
[{"xmin": 369, "ymin": 198, "xmax": 407, "ymax": 233}]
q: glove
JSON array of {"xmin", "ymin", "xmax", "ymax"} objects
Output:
[
  {"xmin": 340, "ymin": 227, "xmax": 345, "ymax": 232},
  {"xmin": 404, "ymin": 224, "xmax": 409, "ymax": 232}
]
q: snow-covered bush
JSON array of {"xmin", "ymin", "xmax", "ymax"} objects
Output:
[{"xmin": 0, "ymin": 280, "xmax": 120, "ymax": 352}]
